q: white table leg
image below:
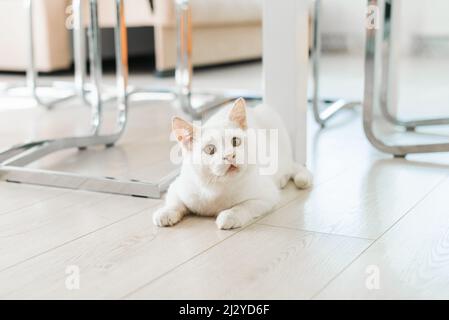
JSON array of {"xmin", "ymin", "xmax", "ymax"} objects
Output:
[
  {"xmin": 262, "ymin": 0, "xmax": 309, "ymax": 164},
  {"xmin": 387, "ymin": 0, "xmax": 401, "ymax": 118}
]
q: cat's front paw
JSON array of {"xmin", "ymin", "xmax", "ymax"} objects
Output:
[
  {"xmin": 216, "ymin": 209, "xmax": 243, "ymax": 230},
  {"xmin": 153, "ymin": 206, "xmax": 184, "ymax": 227},
  {"xmin": 293, "ymin": 166, "xmax": 313, "ymax": 189}
]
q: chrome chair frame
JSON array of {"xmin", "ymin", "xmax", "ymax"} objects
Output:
[
  {"xmin": 128, "ymin": 0, "xmax": 262, "ymax": 119},
  {"xmin": 71, "ymin": 0, "xmax": 118, "ymax": 107},
  {"xmin": 364, "ymin": 0, "xmax": 449, "ymax": 157},
  {"xmin": 71, "ymin": 0, "xmax": 261, "ymax": 120},
  {"xmin": 174, "ymin": 0, "xmax": 262, "ymax": 118},
  {"xmin": 378, "ymin": 0, "xmax": 449, "ymax": 131},
  {"xmin": 311, "ymin": 0, "xmax": 360, "ymax": 127},
  {"xmin": 0, "ymin": 0, "xmax": 177, "ymax": 198},
  {"xmin": 70, "ymin": 0, "xmax": 177, "ymax": 108},
  {"xmin": 2, "ymin": 0, "xmax": 77, "ymax": 109}
]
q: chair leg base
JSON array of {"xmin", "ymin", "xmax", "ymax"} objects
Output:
[
  {"xmin": 0, "ymin": 165, "xmax": 176, "ymax": 199},
  {"xmin": 2, "ymin": 83, "xmax": 77, "ymax": 109},
  {"xmin": 0, "ymin": 137, "xmax": 178, "ymax": 199},
  {"xmin": 187, "ymin": 90, "xmax": 262, "ymax": 117},
  {"xmin": 312, "ymin": 98, "xmax": 360, "ymax": 127},
  {"xmin": 127, "ymin": 87, "xmax": 262, "ymax": 120}
]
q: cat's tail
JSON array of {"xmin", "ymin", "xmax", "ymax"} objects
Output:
[{"xmin": 292, "ymin": 163, "xmax": 313, "ymax": 189}]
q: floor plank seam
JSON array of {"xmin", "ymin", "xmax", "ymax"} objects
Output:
[
  {"xmin": 258, "ymin": 166, "xmax": 357, "ymax": 222},
  {"xmin": 0, "ymin": 201, "xmax": 161, "ymax": 274},
  {"xmin": 309, "ymin": 173, "xmax": 449, "ymax": 299},
  {"xmin": 255, "ymin": 222, "xmax": 374, "ymax": 241},
  {"xmin": 0, "ymin": 188, "xmax": 72, "ymax": 217},
  {"xmin": 0, "ymin": 192, "xmax": 109, "ymax": 225},
  {"xmin": 121, "ymin": 226, "xmax": 247, "ymax": 299}
]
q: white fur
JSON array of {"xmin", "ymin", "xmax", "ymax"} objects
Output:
[{"xmin": 153, "ymin": 100, "xmax": 313, "ymax": 230}]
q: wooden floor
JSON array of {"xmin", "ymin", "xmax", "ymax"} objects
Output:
[{"xmin": 1, "ymin": 55, "xmax": 449, "ymax": 299}]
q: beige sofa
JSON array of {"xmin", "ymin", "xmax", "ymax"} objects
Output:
[
  {"xmin": 0, "ymin": 0, "xmax": 262, "ymax": 73},
  {"xmin": 97, "ymin": 0, "xmax": 262, "ymax": 73},
  {"xmin": 0, "ymin": 0, "xmax": 71, "ymax": 72}
]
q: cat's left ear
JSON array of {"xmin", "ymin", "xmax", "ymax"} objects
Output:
[{"xmin": 229, "ymin": 97, "xmax": 248, "ymax": 130}]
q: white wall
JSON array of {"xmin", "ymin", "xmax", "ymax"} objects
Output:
[{"xmin": 320, "ymin": 0, "xmax": 449, "ymax": 54}]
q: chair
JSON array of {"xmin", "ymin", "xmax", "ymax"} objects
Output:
[
  {"xmin": 0, "ymin": 0, "xmax": 176, "ymax": 198},
  {"xmin": 2, "ymin": 0, "xmax": 77, "ymax": 109},
  {"xmin": 310, "ymin": 0, "xmax": 360, "ymax": 127},
  {"xmin": 363, "ymin": 0, "xmax": 449, "ymax": 157}
]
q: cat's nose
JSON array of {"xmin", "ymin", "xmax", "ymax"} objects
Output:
[{"xmin": 223, "ymin": 153, "xmax": 236, "ymax": 161}]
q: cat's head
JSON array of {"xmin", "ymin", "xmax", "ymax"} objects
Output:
[{"xmin": 172, "ymin": 98, "xmax": 250, "ymax": 182}]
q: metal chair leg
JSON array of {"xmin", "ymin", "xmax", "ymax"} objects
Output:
[
  {"xmin": 111, "ymin": 0, "xmax": 205, "ymax": 115},
  {"xmin": 71, "ymin": 0, "xmax": 118, "ymax": 107},
  {"xmin": 0, "ymin": 0, "xmax": 176, "ymax": 198},
  {"xmin": 363, "ymin": 0, "xmax": 449, "ymax": 157},
  {"xmin": 311, "ymin": 0, "xmax": 360, "ymax": 127},
  {"xmin": 2, "ymin": 0, "xmax": 77, "ymax": 109},
  {"xmin": 174, "ymin": 0, "xmax": 262, "ymax": 119},
  {"xmin": 12, "ymin": 0, "xmax": 112, "ymax": 109},
  {"xmin": 123, "ymin": 0, "xmax": 261, "ymax": 120},
  {"xmin": 73, "ymin": 0, "xmax": 92, "ymax": 107},
  {"xmin": 378, "ymin": 0, "xmax": 449, "ymax": 131},
  {"xmin": 114, "ymin": 0, "xmax": 177, "ymax": 106}
]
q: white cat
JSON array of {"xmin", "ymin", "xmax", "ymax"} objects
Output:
[{"xmin": 153, "ymin": 98, "xmax": 312, "ymax": 230}]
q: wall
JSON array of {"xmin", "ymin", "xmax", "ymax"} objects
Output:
[{"xmin": 320, "ymin": 0, "xmax": 449, "ymax": 54}]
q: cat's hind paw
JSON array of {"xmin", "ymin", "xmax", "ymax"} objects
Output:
[
  {"xmin": 153, "ymin": 206, "xmax": 184, "ymax": 227},
  {"xmin": 216, "ymin": 209, "xmax": 243, "ymax": 230}
]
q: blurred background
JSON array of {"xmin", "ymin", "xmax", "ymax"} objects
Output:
[{"xmin": 1, "ymin": 0, "xmax": 449, "ymax": 74}]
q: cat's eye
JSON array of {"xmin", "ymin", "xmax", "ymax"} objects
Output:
[
  {"xmin": 232, "ymin": 137, "xmax": 241, "ymax": 147},
  {"xmin": 203, "ymin": 144, "xmax": 216, "ymax": 155}
]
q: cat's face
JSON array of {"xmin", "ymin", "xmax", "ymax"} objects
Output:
[
  {"xmin": 173, "ymin": 98, "xmax": 250, "ymax": 182},
  {"xmin": 194, "ymin": 126, "xmax": 247, "ymax": 179}
]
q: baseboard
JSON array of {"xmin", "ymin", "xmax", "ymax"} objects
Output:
[{"xmin": 154, "ymin": 58, "xmax": 261, "ymax": 78}]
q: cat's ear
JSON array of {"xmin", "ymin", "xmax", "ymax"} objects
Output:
[
  {"xmin": 229, "ymin": 97, "xmax": 248, "ymax": 130},
  {"xmin": 172, "ymin": 116, "xmax": 196, "ymax": 149}
]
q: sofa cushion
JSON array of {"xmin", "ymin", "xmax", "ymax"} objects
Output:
[
  {"xmin": 189, "ymin": 0, "xmax": 262, "ymax": 27},
  {"xmin": 0, "ymin": 0, "xmax": 71, "ymax": 72},
  {"xmin": 96, "ymin": 0, "xmax": 262, "ymax": 28}
]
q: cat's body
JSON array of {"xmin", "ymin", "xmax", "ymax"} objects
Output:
[{"xmin": 153, "ymin": 99, "xmax": 312, "ymax": 229}]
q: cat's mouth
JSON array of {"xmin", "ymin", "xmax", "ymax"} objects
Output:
[{"xmin": 226, "ymin": 164, "xmax": 239, "ymax": 175}]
